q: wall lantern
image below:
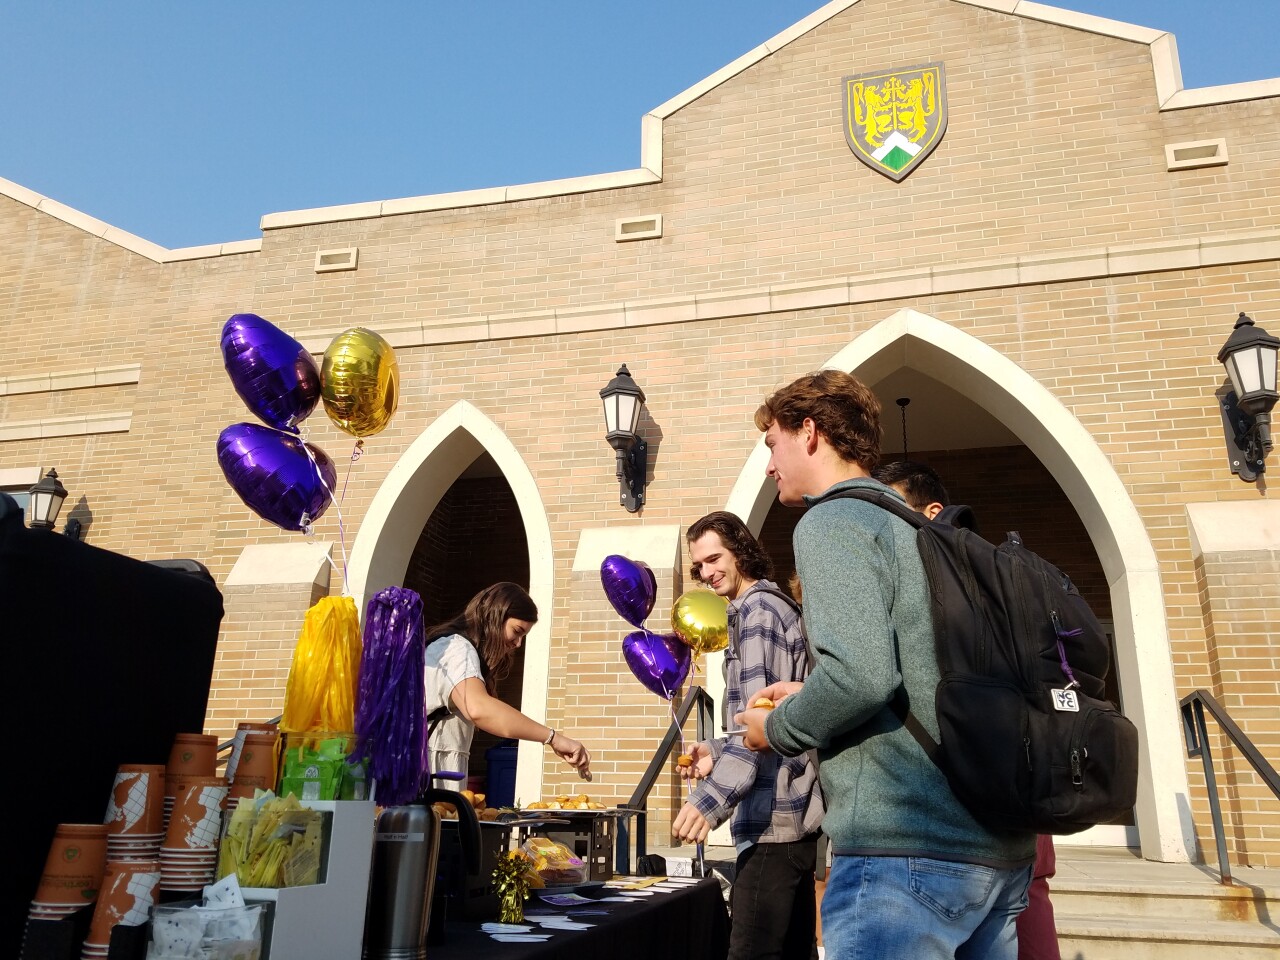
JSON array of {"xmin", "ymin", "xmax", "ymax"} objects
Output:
[
  {"xmin": 599, "ymin": 364, "xmax": 648, "ymax": 512},
  {"xmin": 27, "ymin": 468, "xmax": 68, "ymax": 531},
  {"xmin": 1218, "ymin": 312, "xmax": 1280, "ymax": 482}
]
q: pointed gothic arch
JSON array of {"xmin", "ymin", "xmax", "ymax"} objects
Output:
[
  {"xmin": 724, "ymin": 308, "xmax": 1195, "ymax": 862},
  {"xmin": 347, "ymin": 401, "xmax": 554, "ymax": 804}
]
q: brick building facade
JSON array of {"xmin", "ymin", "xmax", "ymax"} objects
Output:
[{"xmin": 4, "ymin": 0, "xmax": 1279, "ymax": 864}]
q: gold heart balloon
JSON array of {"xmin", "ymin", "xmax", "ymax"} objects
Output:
[
  {"xmin": 320, "ymin": 327, "xmax": 400, "ymax": 438},
  {"xmin": 671, "ymin": 589, "xmax": 730, "ymax": 657}
]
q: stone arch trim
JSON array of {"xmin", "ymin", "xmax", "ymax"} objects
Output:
[
  {"xmin": 347, "ymin": 400, "xmax": 554, "ymax": 803},
  {"xmin": 725, "ymin": 307, "xmax": 1195, "ymax": 862}
]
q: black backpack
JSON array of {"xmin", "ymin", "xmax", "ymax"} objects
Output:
[{"xmin": 818, "ymin": 486, "xmax": 1140, "ymax": 836}]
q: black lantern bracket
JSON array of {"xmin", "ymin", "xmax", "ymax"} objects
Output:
[
  {"xmin": 616, "ymin": 436, "xmax": 648, "ymax": 512},
  {"xmin": 1218, "ymin": 385, "xmax": 1270, "ymax": 483}
]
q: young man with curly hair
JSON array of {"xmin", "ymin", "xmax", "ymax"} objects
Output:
[{"xmin": 736, "ymin": 370, "xmax": 1035, "ymax": 960}]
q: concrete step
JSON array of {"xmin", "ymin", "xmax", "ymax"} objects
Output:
[
  {"xmin": 1052, "ymin": 847, "xmax": 1280, "ymax": 923},
  {"xmin": 1056, "ymin": 913, "xmax": 1280, "ymax": 960},
  {"xmin": 1051, "ymin": 847, "xmax": 1280, "ymax": 959},
  {"xmin": 643, "ymin": 844, "xmax": 1280, "ymax": 958},
  {"xmin": 1051, "ymin": 869, "xmax": 1280, "ymax": 924}
]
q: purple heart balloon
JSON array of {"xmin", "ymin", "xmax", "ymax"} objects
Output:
[
  {"xmin": 221, "ymin": 313, "xmax": 321, "ymax": 432},
  {"xmin": 217, "ymin": 423, "xmax": 337, "ymax": 531},
  {"xmin": 601, "ymin": 555, "xmax": 657, "ymax": 627},
  {"xmin": 622, "ymin": 630, "xmax": 691, "ymax": 701}
]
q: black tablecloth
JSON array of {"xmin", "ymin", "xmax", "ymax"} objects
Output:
[
  {"xmin": 2, "ymin": 500, "xmax": 224, "ymax": 959},
  {"xmin": 432, "ymin": 877, "xmax": 729, "ymax": 960}
]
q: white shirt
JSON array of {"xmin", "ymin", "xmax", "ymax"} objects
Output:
[{"xmin": 423, "ymin": 633, "xmax": 485, "ymax": 784}]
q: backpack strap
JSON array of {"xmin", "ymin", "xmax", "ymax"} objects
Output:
[
  {"xmin": 936, "ymin": 503, "xmax": 978, "ymax": 532},
  {"xmin": 747, "ymin": 584, "xmax": 810, "ymax": 671},
  {"xmin": 813, "ymin": 484, "xmax": 927, "ymax": 527},
  {"xmin": 750, "ymin": 584, "xmax": 802, "ymax": 615},
  {"xmin": 810, "ymin": 484, "xmax": 946, "ymax": 765}
]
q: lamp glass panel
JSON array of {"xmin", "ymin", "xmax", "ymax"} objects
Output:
[
  {"xmin": 1228, "ymin": 348, "xmax": 1263, "ymax": 395},
  {"xmin": 601, "ymin": 394, "xmax": 619, "ymax": 434},
  {"xmin": 28, "ymin": 489, "xmax": 58, "ymax": 526},
  {"xmin": 1263, "ymin": 344, "xmax": 1279, "ymax": 392},
  {"xmin": 616, "ymin": 394, "xmax": 640, "ymax": 436}
]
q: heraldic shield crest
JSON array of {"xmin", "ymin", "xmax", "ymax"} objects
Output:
[{"xmin": 842, "ymin": 62, "xmax": 947, "ymax": 182}]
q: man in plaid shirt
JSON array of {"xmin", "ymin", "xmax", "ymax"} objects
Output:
[{"xmin": 672, "ymin": 511, "xmax": 825, "ymax": 960}]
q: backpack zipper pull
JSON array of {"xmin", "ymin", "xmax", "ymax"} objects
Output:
[
  {"xmin": 1052, "ymin": 610, "xmax": 1082, "ymax": 690},
  {"xmin": 1070, "ymin": 748, "xmax": 1083, "ymax": 789},
  {"xmin": 1023, "ymin": 737, "xmax": 1032, "ymax": 772}
]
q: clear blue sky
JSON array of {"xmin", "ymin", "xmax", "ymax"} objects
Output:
[{"xmin": 2, "ymin": 1, "xmax": 1276, "ymax": 249}]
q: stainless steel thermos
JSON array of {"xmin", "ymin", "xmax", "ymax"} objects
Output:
[
  {"xmin": 362, "ymin": 801, "xmax": 441, "ymax": 960},
  {"xmin": 362, "ymin": 788, "xmax": 481, "ymax": 959}
]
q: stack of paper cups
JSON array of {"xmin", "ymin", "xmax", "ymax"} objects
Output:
[
  {"xmin": 164, "ymin": 733, "xmax": 218, "ymax": 826},
  {"xmin": 104, "ymin": 764, "xmax": 165, "ymax": 860},
  {"xmin": 80, "ymin": 858, "xmax": 160, "ymax": 959},
  {"xmin": 227, "ymin": 730, "xmax": 280, "ymax": 811},
  {"xmin": 24, "ymin": 823, "xmax": 108, "ymax": 947},
  {"xmin": 160, "ymin": 778, "xmax": 228, "ymax": 893},
  {"xmin": 224, "ymin": 721, "xmax": 278, "ymax": 783}
]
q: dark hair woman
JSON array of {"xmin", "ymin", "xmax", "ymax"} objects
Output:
[{"xmin": 423, "ymin": 582, "xmax": 590, "ymax": 786}]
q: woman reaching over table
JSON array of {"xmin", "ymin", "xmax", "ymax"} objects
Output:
[{"xmin": 424, "ymin": 582, "xmax": 591, "ymax": 787}]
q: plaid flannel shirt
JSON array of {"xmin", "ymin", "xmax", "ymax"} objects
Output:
[{"xmin": 689, "ymin": 579, "xmax": 824, "ymax": 848}]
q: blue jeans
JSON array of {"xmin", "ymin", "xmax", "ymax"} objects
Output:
[{"xmin": 822, "ymin": 856, "xmax": 1032, "ymax": 960}]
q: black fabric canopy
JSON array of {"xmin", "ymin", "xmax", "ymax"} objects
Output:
[{"xmin": 3, "ymin": 494, "xmax": 224, "ymax": 957}]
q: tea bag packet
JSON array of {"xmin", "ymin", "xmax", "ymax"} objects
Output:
[
  {"xmin": 199, "ymin": 904, "xmax": 262, "ymax": 946},
  {"xmin": 279, "ymin": 736, "xmax": 351, "ymax": 801},
  {"xmin": 150, "ymin": 910, "xmax": 204, "ymax": 958},
  {"xmin": 203, "ymin": 874, "xmax": 246, "ymax": 910},
  {"xmin": 340, "ymin": 755, "xmax": 370, "ymax": 800}
]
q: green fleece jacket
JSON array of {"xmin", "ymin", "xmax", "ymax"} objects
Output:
[{"xmin": 765, "ymin": 477, "xmax": 1034, "ymax": 867}]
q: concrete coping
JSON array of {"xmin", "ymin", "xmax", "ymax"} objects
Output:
[
  {"xmin": 1185, "ymin": 501, "xmax": 1280, "ymax": 558},
  {"xmin": 225, "ymin": 541, "xmax": 336, "ymax": 588},
  {"xmin": 572, "ymin": 525, "xmax": 683, "ymax": 573}
]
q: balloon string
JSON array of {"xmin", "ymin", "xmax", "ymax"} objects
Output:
[
  {"xmin": 298, "ymin": 428, "xmax": 351, "ymax": 597},
  {"xmin": 647, "ymin": 626, "xmax": 686, "ymax": 756},
  {"xmin": 340, "ymin": 440, "xmax": 364, "ymax": 503}
]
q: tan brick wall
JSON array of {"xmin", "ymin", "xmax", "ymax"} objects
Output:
[
  {"xmin": 1193, "ymin": 550, "xmax": 1280, "ymax": 865},
  {"xmin": 4, "ymin": 0, "xmax": 1280, "ymax": 861},
  {"xmin": 208, "ymin": 581, "xmax": 331, "ymax": 741}
]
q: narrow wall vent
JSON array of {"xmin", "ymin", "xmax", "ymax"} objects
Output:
[
  {"xmin": 615, "ymin": 214, "xmax": 663, "ymax": 242},
  {"xmin": 1165, "ymin": 139, "xmax": 1228, "ymax": 171},
  {"xmin": 315, "ymin": 247, "xmax": 359, "ymax": 273}
]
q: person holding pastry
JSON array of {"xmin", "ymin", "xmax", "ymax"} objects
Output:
[
  {"xmin": 672, "ymin": 513, "xmax": 824, "ymax": 960},
  {"xmin": 423, "ymin": 582, "xmax": 591, "ymax": 786}
]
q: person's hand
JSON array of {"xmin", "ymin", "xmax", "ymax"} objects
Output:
[
  {"xmin": 754, "ymin": 680, "xmax": 804, "ymax": 705},
  {"xmin": 733, "ymin": 707, "xmax": 774, "ymax": 752},
  {"xmin": 677, "ymin": 742, "xmax": 714, "ymax": 781},
  {"xmin": 672, "ymin": 802, "xmax": 712, "ymax": 843},
  {"xmin": 552, "ymin": 733, "xmax": 592, "ymax": 780}
]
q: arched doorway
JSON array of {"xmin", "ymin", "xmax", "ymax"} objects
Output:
[
  {"xmin": 721, "ymin": 308, "xmax": 1195, "ymax": 862},
  {"xmin": 403, "ymin": 453, "xmax": 528, "ymax": 803},
  {"xmin": 347, "ymin": 401, "xmax": 554, "ymax": 804}
]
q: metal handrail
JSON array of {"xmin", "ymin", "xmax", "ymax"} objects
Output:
[
  {"xmin": 614, "ymin": 686, "xmax": 716, "ymax": 875},
  {"xmin": 1179, "ymin": 689, "xmax": 1280, "ymax": 884}
]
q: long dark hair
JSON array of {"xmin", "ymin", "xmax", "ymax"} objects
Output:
[
  {"xmin": 424, "ymin": 582, "xmax": 538, "ymax": 694},
  {"xmin": 686, "ymin": 511, "xmax": 773, "ymax": 584}
]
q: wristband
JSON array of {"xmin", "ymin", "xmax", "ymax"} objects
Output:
[{"xmin": 543, "ymin": 727, "xmax": 556, "ymax": 746}]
